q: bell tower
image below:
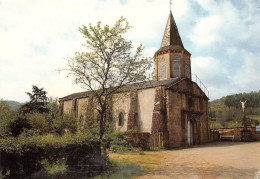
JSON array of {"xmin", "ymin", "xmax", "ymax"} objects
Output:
[{"xmin": 154, "ymin": 10, "xmax": 191, "ymax": 81}]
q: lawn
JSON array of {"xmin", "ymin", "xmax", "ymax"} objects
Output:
[
  {"xmin": 248, "ymin": 115, "xmax": 260, "ymax": 123},
  {"xmin": 93, "ymin": 151, "xmax": 163, "ymax": 179},
  {"xmin": 109, "ymin": 151, "xmax": 162, "ymax": 170}
]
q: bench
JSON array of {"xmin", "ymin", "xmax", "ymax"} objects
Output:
[{"xmin": 219, "ymin": 135, "xmax": 234, "ymax": 141}]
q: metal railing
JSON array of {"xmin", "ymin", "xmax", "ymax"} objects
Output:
[{"xmin": 192, "ymin": 74, "xmax": 209, "ymax": 98}]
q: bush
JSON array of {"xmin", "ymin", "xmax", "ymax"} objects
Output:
[
  {"xmin": 210, "ymin": 122, "xmax": 223, "ymax": 129},
  {"xmin": 106, "ymin": 131, "xmax": 134, "ymax": 153},
  {"xmin": 225, "ymin": 121, "xmax": 243, "ymax": 128},
  {"xmin": 9, "ymin": 115, "xmax": 31, "ymax": 137},
  {"xmin": 52, "ymin": 112, "xmax": 77, "ymax": 135},
  {"xmin": 0, "ymin": 100, "xmax": 16, "ymax": 138},
  {"xmin": 0, "ymin": 134, "xmax": 107, "ymax": 177},
  {"xmin": 26, "ymin": 113, "xmax": 50, "ymax": 134}
]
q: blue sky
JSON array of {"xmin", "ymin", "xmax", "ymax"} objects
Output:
[{"xmin": 0, "ymin": 0, "xmax": 259, "ymax": 102}]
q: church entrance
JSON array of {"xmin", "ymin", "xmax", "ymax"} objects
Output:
[{"xmin": 187, "ymin": 120, "xmax": 194, "ymax": 145}]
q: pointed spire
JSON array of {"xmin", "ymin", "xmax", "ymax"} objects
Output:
[{"xmin": 160, "ymin": 10, "xmax": 184, "ymax": 48}]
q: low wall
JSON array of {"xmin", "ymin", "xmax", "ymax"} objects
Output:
[
  {"xmin": 210, "ymin": 129, "xmax": 220, "ymax": 141},
  {"xmin": 217, "ymin": 127, "xmax": 256, "ymax": 141}
]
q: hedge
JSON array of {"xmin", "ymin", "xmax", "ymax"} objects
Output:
[{"xmin": 0, "ymin": 134, "xmax": 108, "ymax": 177}]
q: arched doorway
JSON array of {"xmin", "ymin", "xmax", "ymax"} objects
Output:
[{"xmin": 187, "ymin": 120, "xmax": 194, "ymax": 145}]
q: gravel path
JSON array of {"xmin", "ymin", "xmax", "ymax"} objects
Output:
[{"xmin": 137, "ymin": 142, "xmax": 260, "ymax": 179}]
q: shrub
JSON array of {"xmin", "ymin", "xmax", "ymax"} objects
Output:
[
  {"xmin": 210, "ymin": 122, "xmax": 223, "ymax": 129},
  {"xmin": 225, "ymin": 121, "xmax": 243, "ymax": 128},
  {"xmin": 0, "ymin": 134, "xmax": 107, "ymax": 177},
  {"xmin": 106, "ymin": 131, "xmax": 134, "ymax": 153},
  {"xmin": 9, "ymin": 115, "xmax": 31, "ymax": 137},
  {"xmin": 0, "ymin": 100, "xmax": 16, "ymax": 138},
  {"xmin": 26, "ymin": 113, "xmax": 50, "ymax": 134},
  {"xmin": 52, "ymin": 112, "xmax": 77, "ymax": 135}
]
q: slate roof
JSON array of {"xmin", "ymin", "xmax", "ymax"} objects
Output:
[
  {"xmin": 160, "ymin": 11, "xmax": 183, "ymax": 48},
  {"xmin": 59, "ymin": 78, "xmax": 180, "ymax": 101},
  {"xmin": 155, "ymin": 11, "xmax": 186, "ymax": 56}
]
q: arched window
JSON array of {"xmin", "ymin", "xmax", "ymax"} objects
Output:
[
  {"xmin": 118, "ymin": 112, "xmax": 124, "ymax": 126},
  {"xmin": 185, "ymin": 65, "xmax": 190, "ymax": 79},
  {"xmin": 159, "ymin": 64, "xmax": 167, "ymax": 80},
  {"xmin": 172, "ymin": 63, "xmax": 180, "ymax": 77}
]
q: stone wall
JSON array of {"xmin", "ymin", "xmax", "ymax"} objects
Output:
[
  {"xmin": 167, "ymin": 91, "xmax": 183, "ymax": 148},
  {"xmin": 77, "ymin": 98, "xmax": 89, "ymax": 117},
  {"xmin": 151, "ymin": 86, "xmax": 168, "ymax": 148},
  {"xmin": 210, "ymin": 129, "xmax": 220, "ymax": 141},
  {"xmin": 63, "ymin": 100, "xmax": 73, "ymax": 114},
  {"xmin": 166, "ymin": 79, "xmax": 210, "ymax": 148},
  {"xmin": 218, "ymin": 127, "xmax": 256, "ymax": 141}
]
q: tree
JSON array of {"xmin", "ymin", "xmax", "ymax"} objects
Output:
[
  {"xmin": 64, "ymin": 17, "xmax": 152, "ymax": 140},
  {"xmin": 26, "ymin": 85, "xmax": 48, "ymax": 103},
  {"xmin": 0, "ymin": 100, "xmax": 16, "ymax": 137},
  {"xmin": 19, "ymin": 85, "xmax": 49, "ymax": 114}
]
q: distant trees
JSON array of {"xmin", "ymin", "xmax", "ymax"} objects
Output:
[{"xmin": 224, "ymin": 90, "xmax": 260, "ymax": 108}]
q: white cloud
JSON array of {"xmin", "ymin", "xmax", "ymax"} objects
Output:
[
  {"xmin": 0, "ymin": 0, "xmax": 259, "ymax": 102},
  {"xmin": 189, "ymin": 15, "xmax": 222, "ymax": 46}
]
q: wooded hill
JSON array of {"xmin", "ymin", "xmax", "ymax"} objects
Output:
[
  {"xmin": 4, "ymin": 100, "xmax": 23, "ymax": 111},
  {"xmin": 210, "ymin": 90, "xmax": 260, "ymax": 128}
]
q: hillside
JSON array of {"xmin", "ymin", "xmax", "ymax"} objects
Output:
[
  {"xmin": 4, "ymin": 100, "xmax": 23, "ymax": 111},
  {"xmin": 210, "ymin": 90, "xmax": 260, "ymax": 128}
]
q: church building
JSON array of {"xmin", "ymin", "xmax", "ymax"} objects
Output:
[{"xmin": 59, "ymin": 10, "xmax": 210, "ymax": 149}]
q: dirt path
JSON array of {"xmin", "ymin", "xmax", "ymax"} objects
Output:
[{"xmin": 134, "ymin": 142, "xmax": 260, "ymax": 179}]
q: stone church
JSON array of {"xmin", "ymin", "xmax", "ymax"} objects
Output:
[{"xmin": 59, "ymin": 11, "xmax": 210, "ymax": 149}]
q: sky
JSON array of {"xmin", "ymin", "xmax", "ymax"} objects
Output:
[{"xmin": 0, "ymin": 0, "xmax": 259, "ymax": 102}]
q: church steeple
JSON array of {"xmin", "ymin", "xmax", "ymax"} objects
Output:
[
  {"xmin": 154, "ymin": 10, "xmax": 191, "ymax": 81},
  {"xmin": 161, "ymin": 10, "xmax": 184, "ymax": 48}
]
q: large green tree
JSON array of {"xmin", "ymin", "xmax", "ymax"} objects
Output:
[
  {"xmin": 19, "ymin": 85, "xmax": 49, "ymax": 114},
  {"xmin": 64, "ymin": 17, "xmax": 152, "ymax": 140}
]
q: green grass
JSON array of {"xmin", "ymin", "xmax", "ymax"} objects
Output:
[
  {"xmin": 41, "ymin": 159, "xmax": 67, "ymax": 174},
  {"xmin": 248, "ymin": 115, "xmax": 260, "ymax": 122},
  {"xmin": 94, "ymin": 160, "xmax": 147, "ymax": 179}
]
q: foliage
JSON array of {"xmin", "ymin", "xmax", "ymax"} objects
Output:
[
  {"xmin": 9, "ymin": 115, "xmax": 31, "ymax": 137},
  {"xmin": 224, "ymin": 90, "xmax": 260, "ymax": 108},
  {"xmin": 46, "ymin": 97, "xmax": 59, "ymax": 124},
  {"xmin": 105, "ymin": 131, "xmax": 134, "ymax": 153},
  {"xmin": 210, "ymin": 122, "xmax": 223, "ymax": 129},
  {"xmin": 26, "ymin": 85, "xmax": 48, "ymax": 103},
  {"xmin": 225, "ymin": 121, "xmax": 243, "ymax": 128},
  {"xmin": 52, "ymin": 112, "xmax": 77, "ymax": 135},
  {"xmin": 0, "ymin": 100, "xmax": 16, "ymax": 137},
  {"xmin": 26, "ymin": 113, "xmax": 50, "ymax": 134},
  {"xmin": 19, "ymin": 85, "xmax": 49, "ymax": 114},
  {"xmin": 0, "ymin": 134, "xmax": 106, "ymax": 177},
  {"xmin": 64, "ymin": 17, "xmax": 152, "ymax": 139}
]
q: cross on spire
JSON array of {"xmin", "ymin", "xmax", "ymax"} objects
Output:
[{"xmin": 170, "ymin": 0, "xmax": 172, "ymax": 11}]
